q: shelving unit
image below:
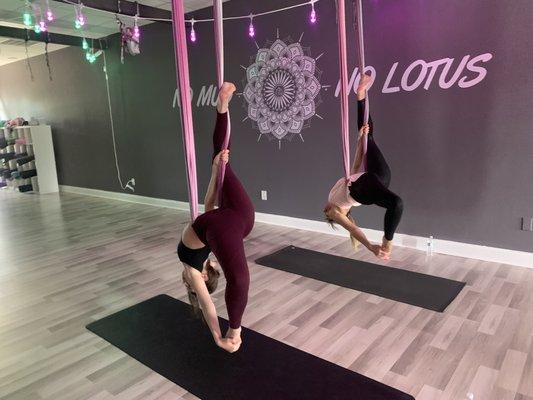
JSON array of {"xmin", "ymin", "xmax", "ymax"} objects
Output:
[{"xmin": 0, "ymin": 125, "xmax": 58, "ymax": 194}]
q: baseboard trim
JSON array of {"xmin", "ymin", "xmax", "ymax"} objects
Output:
[{"xmin": 60, "ymin": 185, "xmax": 533, "ymax": 269}]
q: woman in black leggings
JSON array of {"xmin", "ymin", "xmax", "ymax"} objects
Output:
[{"xmin": 324, "ymin": 74, "xmax": 403, "ymax": 259}]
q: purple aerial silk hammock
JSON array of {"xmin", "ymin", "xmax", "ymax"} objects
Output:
[
  {"xmin": 336, "ymin": 0, "xmax": 351, "ymax": 179},
  {"xmin": 171, "ymin": 0, "xmax": 199, "ymax": 220},
  {"xmin": 354, "ymin": 0, "xmax": 369, "ymax": 173},
  {"xmin": 336, "ymin": 0, "xmax": 369, "ymax": 179},
  {"xmin": 213, "ymin": 0, "xmax": 231, "ymax": 204}
]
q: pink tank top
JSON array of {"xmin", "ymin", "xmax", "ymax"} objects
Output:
[{"xmin": 328, "ymin": 174, "xmax": 363, "ymax": 209}]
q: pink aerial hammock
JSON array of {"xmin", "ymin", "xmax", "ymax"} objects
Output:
[
  {"xmin": 336, "ymin": 0, "xmax": 369, "ymax": 179},
  {"xmin": 171, "ymin": 0, "xmax": 199, "ymax": 220},
  {"xmin": 170, "ymin": 0, "xmax": 230, "ymax": 220},
  {"xmin": 213, "ymin": 0, "xmax": 231, "ymax": 205}
]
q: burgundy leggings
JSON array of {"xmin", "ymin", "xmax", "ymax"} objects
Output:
[{"xmin": 192, "ymin": 111, "xmax": 255, "ymax": 329}]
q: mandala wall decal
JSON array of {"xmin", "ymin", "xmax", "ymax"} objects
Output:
[{"xmin": 243, "ymin": 35, "xmax": 322, "ymax": 144}]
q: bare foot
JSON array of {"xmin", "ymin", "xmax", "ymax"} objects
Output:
[
  {"xmin": 357, "ymin": 73, "xmax": 372, "ymax": 92},
  {"xmin": 217, "ymin": 82, "xmax": 236, "ymax": 113},
  {"xmin": 216, "ymin": 337, "xmax": 239, "ymax": 353},
  {"xmin": 381, "ymin": 237, "xmax": 392, "ymax": 259},
  {"xmin": 226, "ymin": 327, "xmax": 241, "ymax": 341}
]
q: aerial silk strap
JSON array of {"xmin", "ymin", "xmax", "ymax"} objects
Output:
[
  {"xmin": 213, "ymin": 0, "xmax": 231, "ymax": 205},
  {"xmin": 354, "ymin": 0, "xmax": 369, "ymax": 174},
  {"xmin": 336, "ymin": 0, "xmax": 370, "ymax": 179},
  {"xmin": 171, "ymin": 0, "xmax": 199, "ymax": 220},
  {"xmin": 336, "ymin": 0, "xmax": 352, "ymax": 180}
]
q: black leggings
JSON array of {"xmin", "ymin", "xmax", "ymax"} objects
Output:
[{"xmin": 349, "ymin": 100, "xmax": 403, "ymax": 241}]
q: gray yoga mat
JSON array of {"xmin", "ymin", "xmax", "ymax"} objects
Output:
[{"xmin": 256, "ymin": 245, "xmax": 465, "ymax": 311}]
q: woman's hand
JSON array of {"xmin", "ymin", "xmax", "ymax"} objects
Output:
[
  {"xmin": 368, "ymin": 243, "xmax": 389, "ymax": 260},
  {"xmin": 359, "ymin": 124, "xmax": 370, "ymax": 138},
  {"xmin": 212, "ymin": 149, "xmax": 230, "ymax": 170},
  {"xmin": 215, "ymin": 337, "xmax": 239, "ymax": 353}
]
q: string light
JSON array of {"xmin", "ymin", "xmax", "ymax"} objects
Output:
[
  {"xmin": 310, "ymin": 0, "xmax": 317, "ymax": 23},
  {"xmin": 85, "ymin": 48, "xmax": 102, "ymax": 64},
  {"xmin": 31, "ymin": 3, "xmax": 46, "ymax": 33},
  {"xmin": 57, "ymin": 0, "xmax": 322, "ymax": 47},
  {"xmin": 133, "ymin": 2, "xmax": 140, "ymax": 39},
  {"xmin": 75, "ymin": 3, "xmax": 86, "ymax": 29},
  {"xmin": 190, "ymin": 18, "xmax": 196, "ymax": 42},
  {"xmin": 23, "ymin": 1, "xmax": 32, "ymax": 27},
  {"xmin": 45, "ymin": 0, "xmax": 54, "ymax": 21},
  {"xmin": 23, "ymin": 12, "xmax": 32, "ymax": 27},
  {"xmin": 82, "ymin": 37, "xmax": 89, "ymax": 50},
  {"xmin": 133, "ymin": 16, "xmax": 140, "ymax": 39},
  {"xmin": 248, "ymin": 14, "xmax": 255, "ymax": 37}
]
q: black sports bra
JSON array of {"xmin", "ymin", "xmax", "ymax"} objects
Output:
[{"xmin": 177, "ymin": 240, "xmax": 211, "ymax": 272}]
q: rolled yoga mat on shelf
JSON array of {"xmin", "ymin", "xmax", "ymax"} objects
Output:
[
  {"xmin": 87, "ymin": 295, "xmax": 415, "ymax": 400},
  {"xmin": 256, "ymin": 246, "xmax": 466, "ymax": 312}
]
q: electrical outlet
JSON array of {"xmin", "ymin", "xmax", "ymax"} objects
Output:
[
  {"xmin": 261, "ymin": 190, "xmax": 268, "ymax": 201},
  {"xmin": 521, "ymin": 217, "xmax": 533, "ymax": 232}
]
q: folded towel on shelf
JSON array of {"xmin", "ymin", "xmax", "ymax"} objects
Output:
[
  {"xmin": 16, "ymin": 155, "xmax": 34, "ymax": 165},
  {"xmin": 18, "ymin": 184, "xmax": 33, "ymax": 193},
  {"xmin": 0, "ymin": 152, "xmax": 15, "ymax": 161},
  {"xmin": 20, "ymin": 170, "xmax": 37, "ymax": 179}
]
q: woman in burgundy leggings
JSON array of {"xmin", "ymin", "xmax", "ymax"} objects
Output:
[{"xmin": 178, "ymin": 82, "xmax": 254, "ymax": 353}]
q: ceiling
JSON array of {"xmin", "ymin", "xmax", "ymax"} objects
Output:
[{"xmin": 0, "ymin": 0, "xmax": 219, "ymax": 66}]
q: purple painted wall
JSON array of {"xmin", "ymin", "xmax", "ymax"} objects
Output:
[{"xmin": 1, "ymin": 0, "xmax": 532, "ymax": 252}]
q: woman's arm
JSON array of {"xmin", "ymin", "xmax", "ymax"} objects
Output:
[
  {"xmin": 333, "ymin": 211, "xmax": 385, "ymax": 258},
  {"xmin": 189, "ymin": 274, "xmax": 222, "ymax": 340},
  {"xmin": 189, "ymin": 273, "xmax": 237, "ymax": 352},
  {"xmin": 204, "ymin": 168, "xmax": 218, "ymax": 212},
  {"xmin": 334, "ymin": 211, "xmax": 371, "ymax": 249},
  {"xmin": 204, "ymin": 150, "xmax": 229, "ymax": 212}
]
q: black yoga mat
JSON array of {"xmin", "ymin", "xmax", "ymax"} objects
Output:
[
  {"xmin": 87, "ymin": 295, "xmax": 414, "ymax": 400},
  {"xmin": 256, "ymin": 246, "xmax": 465, "ymax": 312}
]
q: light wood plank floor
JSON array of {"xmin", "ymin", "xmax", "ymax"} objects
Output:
[{"xmin": 0, "ymin": 190, "xmax": 532, "ymax": 400}]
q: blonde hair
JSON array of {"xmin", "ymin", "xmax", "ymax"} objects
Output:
[
  {"xmin": 325, "ymin": 208, "xmax": 360, "ymax": 251},
  {"xmin": 182, "ymin": 261, "xmax": 220, "ymax": 320}
]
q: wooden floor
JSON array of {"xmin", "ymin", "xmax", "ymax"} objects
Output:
[{"xmin": 0, "ymin": 190, "xmax": 532, "ymax": 400}]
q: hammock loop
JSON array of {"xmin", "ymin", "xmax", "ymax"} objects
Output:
[
  {"xmin": 336, "ymin": 0, "xmax": 369, "ymax": 179},
  {"xmin": 171, "ymin": 0, "xmax": 199, "ymax": 220},
  {"xmin": 213, "ymin": 0, "xmax": 231, "ymax": 205}
]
